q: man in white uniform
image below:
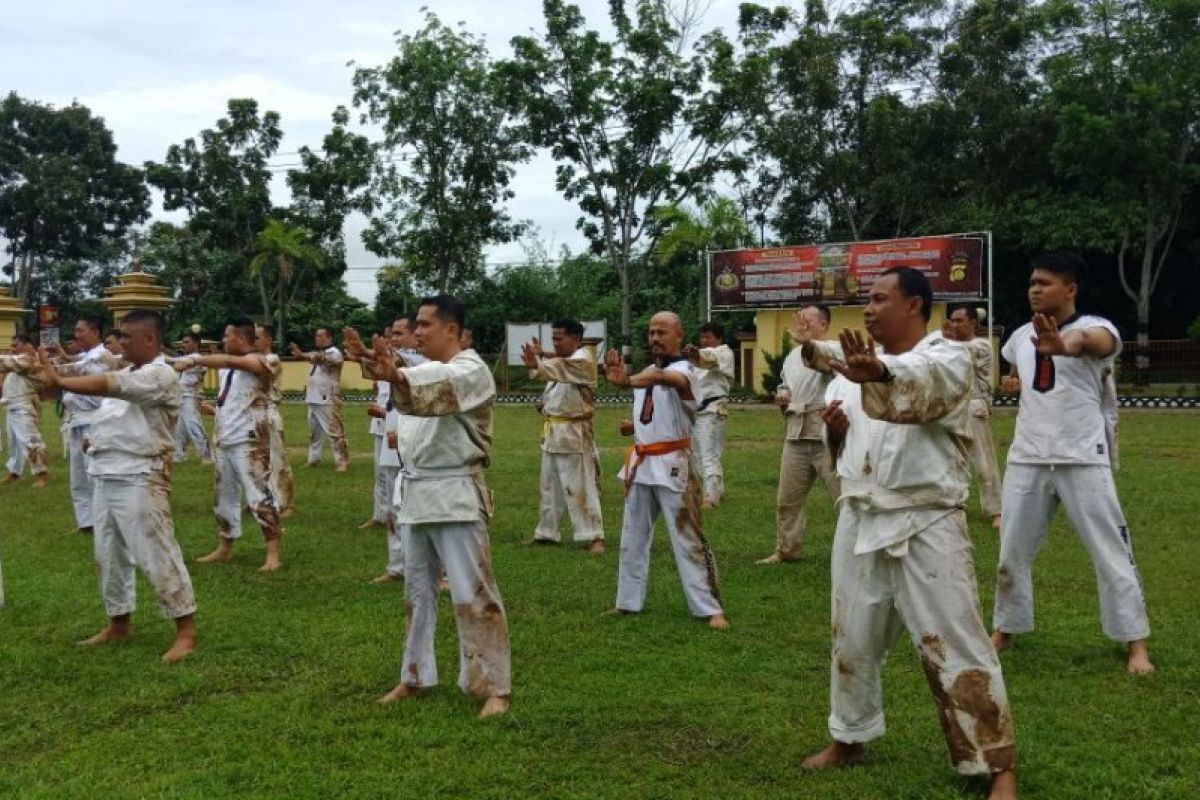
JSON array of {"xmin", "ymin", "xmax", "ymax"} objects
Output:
[
  {"xmin": 758, "ymin": 305, "xmax": 841, "ymax": 564},
  {"xmin": 172, "ymin": 332, "xmax": 213, "ymax": 464},
  {"xmin": 944, "ymin": 305, "xmax": 1002, "ymax": 528},
  {"xmin": 686, "ymin": 322, "xmax": 736, "ymax": 508},
  {"xmin": 291, "ymin": 327, "xmax": 349, "ymax": 472},
  {"xmin": 53, "ymin": 316, "xmax": 111, "ymax": 532},
  {"xmin": 176, "ymin": 318, "xmax": 284, "ymax": 572},
  {"xmin": 604, "ymin": 312, "xmax": 729, "ymax": 631},
  {"xmin": 2, "ymin": 335, "xmax": 50, "ymax": 487},
  {"xmin": 359, "ymin": 326, "xmax": 396, "ymax": 531},
  {"xmin": 346, "ymin": 294, "xmax": 512, "ymax": 719},
  {"xmin": 34, "ymin": 310, "xmax": 197, "ymax": 662},
  {"xmin": 801, "ymin": 268, "xmax": 1017, "ymax": 800},
  {"xmin": 257, "ymin": 325, "xmax": 295, "ymax": 519},
  {"xmin": 523, "ymin": 318, "xmax": 605, "ymax": 554},
  {"xmin": 991, "ymin": 253, "xmax": 1152, "ymax": 675}
]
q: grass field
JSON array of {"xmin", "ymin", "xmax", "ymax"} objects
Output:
[{"xmin": 1, "ymin": 404, "xmax": 1198, "ymax": 799}]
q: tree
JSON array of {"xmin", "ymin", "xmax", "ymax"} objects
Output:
[
  {"xmin": 499, "ymin": 0, "xmax": 759, "ymax": 356},
  {"xmin": 653, "ymin": 196, "xmax": 753, "ymax": 325},
  {"xmin": 0, "ymin": 92, "xmax": 149, "ymax": 305},
  {"xmin": 285, "ymin": 106, "xmax": 374, "ymax": 253},
  {"xmin": 352, "ymin": 12, "xmax": 529, "ymax": 292},
  {"xmin": 248, "ymin": 218, "xmax": 327, "ymax": 348}
]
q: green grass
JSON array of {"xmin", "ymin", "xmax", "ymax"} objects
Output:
[{"xmin": 1, "ymin": 405, "xmax": 1198, "ymax": 799}]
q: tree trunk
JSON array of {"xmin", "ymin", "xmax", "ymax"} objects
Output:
[
  {"xmin": 1135, "ymin": 243, "xmax": 1154, "ymax": 386},
  {"xmin": 619, "ymin": 252, "xmax": 632, "ymax": 361}
]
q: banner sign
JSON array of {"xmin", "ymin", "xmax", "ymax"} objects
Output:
[
  {"xmin": 37, "ymin": 305, "xmax": 61, "ymax": 347},
  {"xmin": 709, "ymin": 234, "xmax": 986, "ymax": 309}
]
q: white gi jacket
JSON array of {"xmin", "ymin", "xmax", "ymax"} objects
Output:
[
  {"xmin": 778, "ymin": 343, "xmax": 841, "ymax": 441},
  {"xmin": 534, "ymin": 347, "xmax": 596, "ymax": 454},
  {"xmin": 0, "ymin": 355, "xmax": 43, "ymax": 414},
  {"xmin": 87, "ymin": 358, "xmax": 181, "ymax": 477},
  {"xmin": 303, "ymin": 346, "xmax": 344, "ymax": 405},
  {"xmin": 695, "ymin": 344, "xmax": 735, "ymax": 417}
]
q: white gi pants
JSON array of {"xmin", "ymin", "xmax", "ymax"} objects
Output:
[
  {"xmin": 966, "ymin": 403, "xmax": 1001, "ymax": 518},
  {"xmin": 381, "ymin": 466, "xmax": 403, "ymax": 576},
  {"xmin": 174, "ymin": 396, "xmax": 212, "ymax": 463},
  {"xmin": 398, "ymin": 520, "xmax": 511, "ymax": 698},
  {"xmin": 829, "ymin": 508, "xmax": 1016, "ymax": 775},
  {"xmin": 617, "ymin": 480, "xmax": 723, "ymax": 617},
  {"xmin": 692, "ymin": 413, "xmax": 726, "ymax": 505},
  {"xmin": 993, "ymin": 463, "xmax": 1150, "ymax": 642},
  {"xmin": 534, "ymin": 449, "xmax": 604, "ymax": 543},
  {"xmin": 306, "ymin": 402, "xmax": 349, "ymax": 468},
  {"xmin": 268, "ymin": 408, "xmax": 294, "ymax": 515},
  {"xmin": 371, "ymin": 435, "xmax": 392, "ymax": 524},
  {"xmin": 214, "ymin": 442, "xmax": 281, "ymax": 542},
  {"xmin": 776, "ymin": 439, "xmax": 840, "ymax": 559},
  {"xmin": 68, "ymin": 426, "xmax": 94, "ymax": 528},
  {"xmin": 93, "ymin": 474, "xmax": 196, "ymax": 620},
  {"xmin": 5, "ymin": 408, "xmax": 48, "ymax": 476}
]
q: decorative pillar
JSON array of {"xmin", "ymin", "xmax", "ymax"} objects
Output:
[
  {"xmin": 0, "ymin": 285, "xmax": 32, "ymax": 349},
  {"xmin": 97, "ymin": 271, "xmax": 175, "ymax": 325}
]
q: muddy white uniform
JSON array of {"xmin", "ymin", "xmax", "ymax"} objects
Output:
[
  {"xmin": 262, "ymin": 353, "xmax": 294, "ymax": 516},
  {"xmin": 59, "ymin": 344, "xmax": 114, "ymax": 528},
  {"xmin": 213, "ymin": 357, "xmax": 282, "ymax": 543},
  {"xmin": 993, "ymin": 315, "xmax": 1149, "ymax": 643},
  {"xmin": 774, "ymin": 344, "xmax": 841, "ymax": 559},
  {"xmin": 301, "ymin": 346, "xmax": 349, "ymax": 468},
  {"xmin": 616, "ymin": 358, "xmax": 723, "ymax": 618},
  {"xmin": 810, "ymin": 334, "xmax": 1016, "ymax": 775},
  {"xmin": 368, "ymin": 378, "xmax": 394, "ymax": 525},
  {"xmin": 531, "ymin": 347, "xmax": 603, "ymax": 543},
  {"xmin": 1, "ymin": 355, "xmax": 48, "ymax": 478},
  {"xmin": 963, "ymin": 338, "xmax": 1001, "ymax": 517},
  {"xmin": 172, "ymin": 361, "xmax": 212, "ymax": 463},
  {"xmin": 377, "ymin": 348, "xmax": 427, "ymax": 574},
  {"xmin": 692, "ymin": 344, "xmax": 735, "ymax": 505},
  {"xmin": 389, "ymin": 348, "xmax": 510, "ymax": 698},
  {"xmin": 87, "ymin": 358, "xmax": 196, "ymax": 622}
]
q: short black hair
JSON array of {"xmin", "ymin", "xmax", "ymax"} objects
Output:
[
  {"xmin": 1030, "ymin": 252, "xmax": 1087, "ymax": 287},
  {"xmin": 227, "ymin": 316, "xmax": 257, "ymax": 342},
  {"xmin": 880, "ymin": 266, "xmax": 933, "ymax": 321},
  {"xmin": 122, "ymin": 309, "xmax": 165, "ymax": 341},
  {"xmin": 699, "ymin": 321, "xmax": 725, "ymax": 339},
  {"xmin": 802, "ymin": 304, "xmax": 832, "ymax": 325},
  {"xmin": 314, "ymin": 326, "xmax": 334, "ymax": 339},
  {"xmin": 181, "ymin": 332, "xmax": 202, "ymax": 345},
  {"xmin": 552, "ymin": 318, "xmax": 585, "ymax": 339},
  {"xmin": 393, "ymin": 315, "xmax": 413, "ymax": 330},
  {"xmin": 77, "ymin": 315, "xmax": 104, "ymax": 334},
  {"xmin": 105, "ymin": 330, "xmax": 120, "ymax": 340},
  {"xmin": 258, "ymin": 323, "xmax": 276, "ymax": 339},
  {"xmin": 419, "ymin": 294, "xmax": 466, "ymax": 331},
  {"xmin": 947, "ymin": 303, "xmax": 986, "ymax": 324}
]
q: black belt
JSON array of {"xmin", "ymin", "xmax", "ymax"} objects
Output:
[{"xmin": 698, "ymin": 395, "xmax": 727, "ymax": 412}]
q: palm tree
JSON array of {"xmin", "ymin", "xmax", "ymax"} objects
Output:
[{"xmin": 248, "ymin": 218, "xmax": 326, "ymax": 349}]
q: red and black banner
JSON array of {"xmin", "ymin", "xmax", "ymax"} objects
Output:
[{"xmin": 709, "ymin": 234, "xmax": 987, "ymax": 309}]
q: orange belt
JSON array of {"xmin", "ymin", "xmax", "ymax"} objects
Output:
[{"xmin": 623, "ymin": 438, "xmax": 691, "ymax": 494}]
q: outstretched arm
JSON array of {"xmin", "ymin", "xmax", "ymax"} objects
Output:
[
  {"xmin": 176, "ymin": 353, "xmax": 269, "ymax": 376},
  {"xmin": 1031, "ymin": 313, "xmax": 1117, "ymax": 359}
]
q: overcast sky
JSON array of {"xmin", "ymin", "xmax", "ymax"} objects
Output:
[{"xmin": 2, "ymin": 0, "xmax": 743, "ymax": 303}]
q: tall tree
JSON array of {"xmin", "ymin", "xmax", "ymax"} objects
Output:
[
  {"xmin": 0, "ymin": 92, "xmax": 149, "ymax": 305},
  {"xmin": 248, "ymin": 218, "xmax": 327, "ymax": 349},
  {"xmin": 285, "ymin": 106, "xmax": 374, "ymax": 253},
  {"xmin": 352, "ymin": 12, "xmax": 529, "ymax": 292},
  {"xmin": 500, "ymin": 0, "xmax": 759, "ymax": 356}
]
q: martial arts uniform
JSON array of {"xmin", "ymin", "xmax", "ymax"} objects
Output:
[
  {"xmin": 264, "ymin": 353, "xmax": 294, "ymax": 516},
  {"xmin": 301, "ymin": 346, "xmax": 349, "ymax": 469},
  {"xmin": 58, "ymin": 345, "xmax": 115, "ymax": 528},
  {"xmin": 963, "ymin": 337, "xmax": 1001, "ymax": 518},
  {"xmin": 530, "ymin": 347, "xmax": 604, "ymax": 544},
  {"xmin": 212, "ymin": 357, "xmax": 282, "ymax": 543},
  {"xmin": 615, "ymin": 358, "xmax": 724, "ymax": 618},
  {"xmin": 812, "ymin": 334, "xmax": 1016, "ymax": 775},
  {"xmin": 992, "ymin": 315, "xmax": 1149, "ymax": 643},
  {"xmin": 368, "ymin": 378, "xmax": 393, "ymax": 525},
  {"xmin": 1, "ymin": 355, "xmax": 49, "ymax": 478},
  {"xmin": 172, "ymin": 361, "xmax": 212, "ymax": 463},
  {"xmin": 88, "ymin": 358, "xmax": 196, "ymax": 624},
  {"xmin": 388, "ymin": 348, "xmax": 511, "ymax": 698},
  {"xmin": 379, "ymin": 404, "xmax": 404, "ymax": 577},
  {"xmin": 774, "ymin": 345, "xmax": 841, "ymax": 559},
  {"xmin": 692, "ymin": 344, "xmax": 736, "ymax": 505}
]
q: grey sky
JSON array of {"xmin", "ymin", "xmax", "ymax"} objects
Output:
[{"xmin": 1, "ymin": 0, "xmax": 743, "ymax": 303}]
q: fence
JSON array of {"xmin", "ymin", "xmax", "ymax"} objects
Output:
[{"xmin": 1118, "ymin": 339, "xmax": 1200, "ymax": 385}]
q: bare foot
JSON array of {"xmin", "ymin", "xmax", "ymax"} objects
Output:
[
  {"xmin": 801, "ymin": 741, "xmax": 865, "ymax": 769},
  {"xmin": 709, "ymin": 613, "xmax": 730, "ymax": 631},
  {"xmin": 3, "ymin": 473, "xmax": 19, "ymax": 484},
  {"xmin": 992, "ymin": 515, "xmax": 1002, "ymax": 530},
  {"xmin": 989, "ymin": 768, "xmax": 1018, "ymax": 800},
  {"xmin": 33, "ymin": 475, "xmax": 48, "ymax": 488},
  {"xmin": 756, "ymin": 552, "xmax": 797, "ymax": 565},
  {"xmin": 197, "ymin": 540, "xmax": 234, "ymax": 564},
  {"xmin": 280, "ymin": 507, "xmax": 295, "ymax": 519},
  {"xmin": 256, "ymin": 540, "xmax": 283, "ymax": 572},
  {"xmin": 161, "ymin": 636, "xmax": 196, "ymax": 663},
  {"xmin": 991, "ymin": 630, "xmax": 1013, "ymax": 653},
  {"xmin": 358, "ymin": 519, "xmax": 384, "ymax": 530},
  {"xmin": 701, "ymin": 499, "xmax": 715, "ymax": 509},
  {"xmin": 478, "ymin": 696, "xmax": 510, "ymax": 719},
  {"xmin": 1127, "ymin": 639, "xmax": 1155, "ymax": 675},
  {"xmin": 79, "ymin": 623, "xmax": 131, "ymax": 647},
  {"xmin": 335, "ymin": 464, "xmax": 349, "ymax": 473},
  {"xmin": 370, "ymin": 572, "xmax": 402, "ymax": 584},
  {"xmin": 376, "ymin": 683, "xmax": 421, "ymax": 704},
  {"xmin": 602, "ymin": 607, "xmax": 636, "ymax": 617},
  {"xmin": 588, "ymin": 538, "xmax": 606, "ymax": 555}
]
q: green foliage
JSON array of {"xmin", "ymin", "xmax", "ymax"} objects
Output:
[
  {"xmin": 352, "ymin": 12, "xmax": 528, "ymax": 293},
  {"xmin": 248, "ymin": 218, "xmax": 327, "ymax": 348},
  {"xmin": 760, "ymin": 332, "xmax": 793, "ymax": 396},
  {"xmin": 0, "ymin": 92, "xmax": 149, "ymax": 307}
]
